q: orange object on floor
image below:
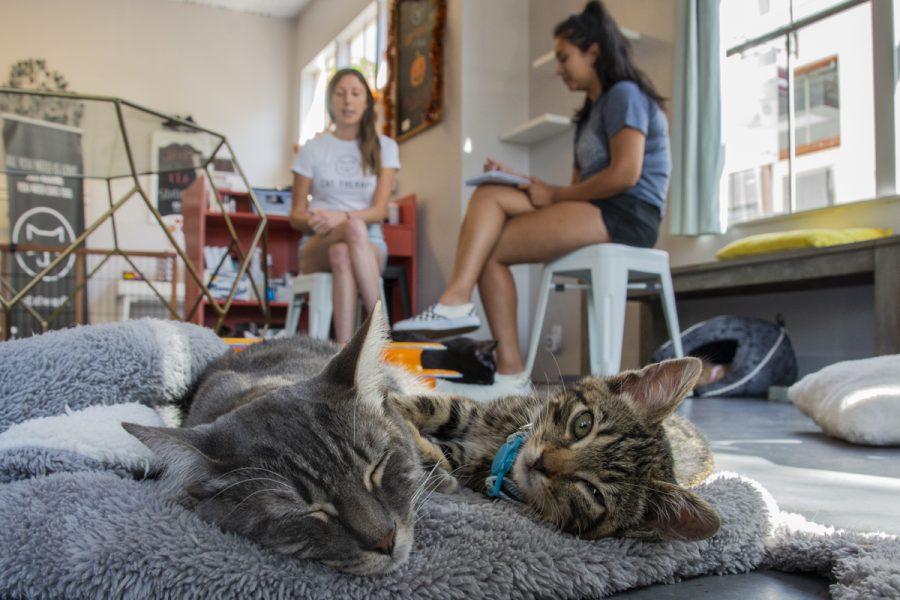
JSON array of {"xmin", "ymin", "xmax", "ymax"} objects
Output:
[
  {"xmin": 221, "ymin": 339, "xmax": 462, "ymax": 386},
  {"xmin": 384, "ymin": 342, "xmax": 462, "ymax": 388},
  {"xmin": 223, "ymin": 337, "xmax": 264, "ymax": 352}
]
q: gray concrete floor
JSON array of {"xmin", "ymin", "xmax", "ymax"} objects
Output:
[{"xmin": 614, "ymin": 396, "xmax": 900, "ymax": 598}]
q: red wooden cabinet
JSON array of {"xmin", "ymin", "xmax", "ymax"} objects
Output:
[
  {"xmin": 183, "ymin": 180, "xmax": 417, "ymax": 333},
  {"xmin": 382, "ymin": 194, "xmax": 418, "ymax": 317},
  {"xmin": 182, "ymin": 178, "xmax": 297, "ymax": 332}
]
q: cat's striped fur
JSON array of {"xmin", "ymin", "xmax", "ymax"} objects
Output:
[{"xmin": 391, "ymin": 358, "xmax": 720, "ymax": 541}]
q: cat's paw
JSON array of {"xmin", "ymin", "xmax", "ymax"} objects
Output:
[{"xmin": 429, "ymin": 467, "xmax": 459, "ymax": 494}]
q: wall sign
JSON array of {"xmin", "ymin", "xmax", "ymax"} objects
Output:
[
  {"xmin": 150, "ymin": 130, "xmax": 209, "ymax": 217},
  {"xmin": 3, "ymin": 114, "xmax": 84, "ymax": 336}
]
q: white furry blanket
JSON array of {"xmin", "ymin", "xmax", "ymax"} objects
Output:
[{"xmin": 0, "ymin": 320, "xmax": 897, "ymax": 599}]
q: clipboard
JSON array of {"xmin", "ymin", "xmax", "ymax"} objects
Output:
[{"xmin": 465, "ymin": 170, "xmax": 529, "ymax": 187}]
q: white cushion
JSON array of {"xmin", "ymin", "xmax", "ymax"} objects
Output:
[{"xmin": 788, "ymin": 355, "xmax": 900, "ymax": 445}]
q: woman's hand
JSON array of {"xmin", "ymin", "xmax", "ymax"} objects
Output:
[
  {"xmin": 307, "ymin": 209, "xmax": 347, "ymax": 235},
  {"xmin": 521, "ymin": 177, "xmax": 557, "ymax": 208},
  {"xmin": 483, "ymin": 157, "xmax": 527, "ymax": 179},
  {"xmin": 483, "ymin": 157, "xmax": 508, "ymax": 173}
]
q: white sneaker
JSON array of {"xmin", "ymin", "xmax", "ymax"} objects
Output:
[{"xmin": 392, "ymin": 304, "xmax": 481, "ymax": 337}]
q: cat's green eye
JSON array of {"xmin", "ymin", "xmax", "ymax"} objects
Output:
[{"xmin": 572, "ymin": 410, "xmax": 594, "ymax": 439}]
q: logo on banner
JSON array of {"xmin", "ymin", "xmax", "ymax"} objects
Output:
[{"xmin": 11, "ymin": 206, "xmax": 77, "ymax": 281}]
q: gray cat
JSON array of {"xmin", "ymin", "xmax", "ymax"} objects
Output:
[{"xmin": 124, "ymin": 309, "xmax": 427, "ymax": 576}]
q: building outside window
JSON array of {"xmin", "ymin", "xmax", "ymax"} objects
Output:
[{"xmin": 719, "ymin": 0, "xmax": 877, "ymax": 224}]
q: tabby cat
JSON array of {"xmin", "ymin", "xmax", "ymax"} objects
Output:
[
  {"xmin": 391, "ymin": 357, "xmax": 721, "ymax": 541},
  {"xmin": 124, "ymin": 308, "xmax": 428, "ymax": 575}
]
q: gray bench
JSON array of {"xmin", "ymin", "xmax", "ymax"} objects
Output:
[{"xmin": 636, "ymin": 235, "xmax": 900, "ymax": 363}]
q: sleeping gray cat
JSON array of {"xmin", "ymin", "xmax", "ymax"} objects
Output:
[{"xmin": 124, "ymin": 308, "xmax": 427, "ymax": 576}]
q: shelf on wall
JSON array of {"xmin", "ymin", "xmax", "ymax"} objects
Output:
[{"xmin": 500, "ymin": 113, "xmax": 572, "ymax": 145}]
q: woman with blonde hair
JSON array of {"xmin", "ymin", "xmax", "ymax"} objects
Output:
[{"xmin": 290, "ymin": 68, "xmax": 400, "ymax": 343}]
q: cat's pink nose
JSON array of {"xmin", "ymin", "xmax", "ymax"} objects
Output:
[{"xmin": 371, "ymin": 526, "xmax": 396, "ymax": 556}]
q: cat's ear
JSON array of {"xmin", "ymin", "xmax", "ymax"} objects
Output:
[
  {"xmin": 478, "ymin": 339, "xmax": 498, "ymax": 356},
  {"xmin": 611, "ymin": 357, "xmax": 702, "ymax": 425},
  {"xmin": 321, "ymin": 301, "xmax": 389, "ymax": 408},
  {"xmin": 123, "ymin": 422, "xmax": 220, "ymax": 498},
  {"xmin": 638, "ymin": 480, "xmax": 721, "ymax": 541}
]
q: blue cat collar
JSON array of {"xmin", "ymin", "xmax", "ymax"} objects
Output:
[{"xmin": 484, "ymin": 425, "xmax": 531, "ymax": 503}]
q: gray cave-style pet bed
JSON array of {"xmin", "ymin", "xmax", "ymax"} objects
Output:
[
  {"xmin": 1, "ymin": 321, "xmax": 897, "ymax": 599},
  {"xmin": 653, "ymin": 315, "xmax": 798, "ymax": 397}
]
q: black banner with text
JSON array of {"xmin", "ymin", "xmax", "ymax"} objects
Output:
[{"xmin": 3, "ymin": 115, "xmax": 85, "ymax": 337}]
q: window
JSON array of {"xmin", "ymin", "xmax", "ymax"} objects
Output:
[
  {"xmin": 720, "ymin": 0, "xmax": 880, "ymax": 225},
  {"xmin": 778, "ymin": 57, "xmax": 840, "ymax": 158},
  {"xmin": 298, "ymin": 1, "xmax": 388, "ymax": 145}
]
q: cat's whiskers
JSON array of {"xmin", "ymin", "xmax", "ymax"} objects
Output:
[
  {"xmin": 614, "ymin": 479, "xmax": 679, "ymax": 499},
  {"xmin": 415, "ymin": 463, "xmax": 460, "ymax": 505},
  {"xmin": 548, "ymin": 351, "xmax": 567, "ymax": 394},
  {"xmin": 412, "ymin": 463, "xmax": 465, "ymax": 519},
  {"xmin": 218, "ymin": 465, "xmax": 292, "ymax": 484},
  {"xmin": 353, "ymin": 400, "xmax": 358, "ymax": 447},
  {"xmin": 203, "ymin": 476, "xmax": 295, "ymax": 505},
  {"xmin": 221, "ymin": 487, "xmax": 289, "ymax": 523},
  {"xmin": 410, "ymin": 462, "xmax": 442, "ymax": 507}
]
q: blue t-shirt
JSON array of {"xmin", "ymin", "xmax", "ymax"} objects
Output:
[{"xmin": 574, "ymin": 81, "xmax": 670, "ymax": 214}]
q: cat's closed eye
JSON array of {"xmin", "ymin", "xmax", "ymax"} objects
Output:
[
  {"xmin": 581, "ymin": 480, "xmax": 606, "ymax": 508},
  {"xmin": 368, "ymin": 453, "xmax": 389, "ymax": 490},
  {"xmin": 302, "ymin": 509, "xmax": 331, "ymax": 523}
]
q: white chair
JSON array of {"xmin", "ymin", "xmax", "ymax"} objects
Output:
[
  {"xmin": 284, "ymin": 272, "xmax": 388, "ymax": 339},
  {"xmin": 524, "ymin": 243, "xmax": 684, "ymax": 377}
]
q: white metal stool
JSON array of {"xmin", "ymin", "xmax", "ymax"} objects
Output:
[
  {"xmin": 284, "ymin": 273, "xmax": 388, "ymax": 339},
  {"xmin": 524, "ymin": 243, "xmax": 684, "ymax": 377}
]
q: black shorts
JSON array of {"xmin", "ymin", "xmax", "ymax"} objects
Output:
[{"xmin": 591, "ymin": 194, "xmax": 662, "ymax": 248}]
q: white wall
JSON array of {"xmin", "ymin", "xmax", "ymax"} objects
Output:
[
  {"xmin": 457, "ymin": 0, "xmax": 530, "ymax": 342},
  {"xmin": 0, "ymin": 0, "xmax": 294, "ymax": 187}
]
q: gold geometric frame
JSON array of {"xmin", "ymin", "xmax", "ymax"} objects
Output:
[{"xmin": 0, "ymin": 87, "xmax": 271, "ymax": 338}]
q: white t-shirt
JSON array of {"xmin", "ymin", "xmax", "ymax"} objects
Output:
[{"xmin": 291, "ymin": 132, "xmax": 400, "ymax": 212}]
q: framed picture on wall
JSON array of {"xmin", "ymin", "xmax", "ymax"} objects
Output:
[{"xmin": 384, "ymin": 0, "xmax": 446, "ymax": 142}]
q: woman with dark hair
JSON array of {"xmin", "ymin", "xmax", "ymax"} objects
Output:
[
  {"xmin": 289, "ymin": 68, "xmax": 400, "ymax": 344},
  {"xmin": 394, "ymin": 1, "xmax": 670, "ymax": 392}
]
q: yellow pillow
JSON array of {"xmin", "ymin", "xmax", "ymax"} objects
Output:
[{"xmin": 715, "ymin": 228, "xmax": 894, "ymax": 260}]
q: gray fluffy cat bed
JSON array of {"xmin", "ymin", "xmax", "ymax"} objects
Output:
[{"xmin": 0, "ymin": 320, "xmax": 897, "ymax": 599}]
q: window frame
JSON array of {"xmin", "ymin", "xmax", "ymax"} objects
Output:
[
  {"xmin": 722, "ymin": 0, "xmax": 897, "ymax": 223},
  {"xmin": 777, "ymin": 55, "xmax": 841, "ymax": 161},
  {"xmin": 297, "ymin": 0, "xmax": 389, "ymax": 146}
]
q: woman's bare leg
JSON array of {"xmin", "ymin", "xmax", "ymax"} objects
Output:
[
  {"xmin": 479, "ymin": 201, "xmax": 612, "ymax": 374},
  {"xmin": 328, "ymin": 242, "xmax": 358, "ymax": 343},
  {"xmin": 439, "ymin": 185, "xmax": 534, "ymax": 305},
  {"xmin": 342, "ymin": 218, "xmax": 384, "ymax": 313},
  {"xmin": 299, "ymin": 218, "xmax": 384, "ymax": 343}
]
